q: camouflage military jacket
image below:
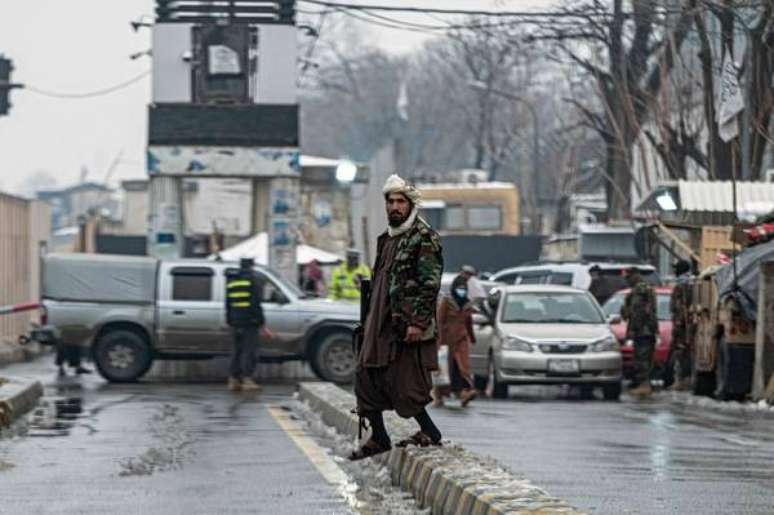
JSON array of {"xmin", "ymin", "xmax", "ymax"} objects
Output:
[
  {"xmin": 621, "ymin": 280, "xmax": 658, "ymax": 338},
  {"xmin": 670, "ymin": 274, "xmax": 693, "ymax": 328},
  {"xmin": 375, "ymin": 217, "xmax": 443, "ymax": 342}
]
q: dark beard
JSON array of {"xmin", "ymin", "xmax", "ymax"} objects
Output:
[{"xmin": 388, "ymin": 212, "xmax": 409, "ymax": 227}]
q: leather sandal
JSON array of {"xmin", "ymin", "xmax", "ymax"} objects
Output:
[
  {"xmin": 395, "ymin": 431, "xmax": 442, "ymax": 448},
  {"xmin": 348, "ymin": 439, "xmax": 392, "ymax": 461}
]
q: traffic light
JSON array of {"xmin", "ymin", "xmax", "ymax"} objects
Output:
[{"xmin": 0, "ymin": 56, "xmax": 12, "ymax": 115}]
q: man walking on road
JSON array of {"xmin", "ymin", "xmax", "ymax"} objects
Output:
[
  {"xmin": 225, "ymin": 258, "xmax": 272, "ymax": 392},
  {"xmin": 669, "ymin": 259, "xmax": 694, "ymax": 391},
  {"xmin": 349, "ymin": 174, "xmax": 444, "ymax": 461},
  {"xmin": 621, "ymin": 268, "xmax": 658, "ymax": 398}
]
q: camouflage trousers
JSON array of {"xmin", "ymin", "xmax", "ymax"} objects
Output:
[
  {"xmin": 671, "ymin": 324, "xmax": 692, "ymax": 380},
  {"xmin": 632, "ymin": 335, "xmax": 656, "ymax": 385}
]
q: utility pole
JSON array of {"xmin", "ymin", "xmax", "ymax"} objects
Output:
[{"xmin": 0, "ymin": 55, "xmax": 24, "ymax": 116}]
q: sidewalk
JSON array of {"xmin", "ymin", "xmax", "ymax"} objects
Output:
[{"xmin": 0, "ymin": 340, "xmax": 48, "ymax": 428}]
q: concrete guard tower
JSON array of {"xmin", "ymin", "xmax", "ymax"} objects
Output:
[{"xmin": 147, "ymin": 0, "xmax": 299, "ymax": 283}]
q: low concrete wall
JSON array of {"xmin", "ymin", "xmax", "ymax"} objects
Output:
[
  {"xmin": 0, "ymin": 378, "xmax": 44, "ymax": 427},
  {"xmin": 299, "ymin": 382, "xmax": 583, "ymax": 514}
]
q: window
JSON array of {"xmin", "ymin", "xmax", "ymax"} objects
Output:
[
  {"xmin": 468, "ymin": 206, "xmax": 502, "ymax": 230},
  {"xmin": 517, "ymin": 272, "xmax": 549, "ymax": 285},
  {"xmin": 548, "ymin": 272, "xmax": 573, "ymax": 286},
  {"xmin": 172, "ymin": 275, "xmax": 212, "ymax": 301},
  {"xmin": 254, "ymin": 272, "xmax": 287, "ymax": 304},
  {"xmin": 502, "ymin": 292, "xmax": 604, "ymax": 324},
  {"xmin": 444, "ymin": 206, "xmax": 465, "ymax": 230}
]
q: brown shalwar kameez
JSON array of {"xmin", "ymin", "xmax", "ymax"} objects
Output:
[{"xmin": 355, "ymin": 236, "xmax": 433, "ymax": 418}]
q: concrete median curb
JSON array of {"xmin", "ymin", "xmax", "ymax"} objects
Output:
[
  {"xmin": 299, "ymin": 382, "xmax": 584, "ymax": 514},
  {"xmin": 0, "ymin": 378, "xmax": 44, "ymax": 428}
]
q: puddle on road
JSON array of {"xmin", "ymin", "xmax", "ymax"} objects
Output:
[{"xmin": 27, "ymin": 397, "xmax": 84, "ymax": 438}]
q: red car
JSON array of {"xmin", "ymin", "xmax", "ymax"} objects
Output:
[{"xmin": 602, "ymin": 287, "xmax": 674, "ymax": 385}]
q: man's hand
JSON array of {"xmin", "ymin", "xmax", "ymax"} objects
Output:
[
  {"xmin": 261, "ymin": 327, "xmax": 274, "ymax": 340},
  {"xmin": 405, "ymin": 326, "xmax": 423, "ymax": 343}
]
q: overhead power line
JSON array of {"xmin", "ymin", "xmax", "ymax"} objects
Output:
[
  {"xmin": 298, "ymin": 0, "xmax": 618, "ymax": 18},
  {"xmin": 24, "ymin": 70, "xmax": 150, "ymax": 99}
]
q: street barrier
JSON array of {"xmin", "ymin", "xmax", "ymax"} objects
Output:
[
  {"xmin": 0, "ymin": 302, "xmax": 39, "ymax": 316},
  {"xmin": 299, "ymin": 382, "xmax": 583, "ymax": 515}
]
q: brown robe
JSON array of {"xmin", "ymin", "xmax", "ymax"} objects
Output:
[
  {"xmin": 355, "ymin": 235, "xmax": 434, "ymax": 418},
  {"xmin": 437, "ymin": 296, "xmax": 475, "ymax": 393}
]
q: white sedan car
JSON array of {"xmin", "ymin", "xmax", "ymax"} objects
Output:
[{"xmin": 471, "ymin": 285, "xmax": 623, "ymax": 400}]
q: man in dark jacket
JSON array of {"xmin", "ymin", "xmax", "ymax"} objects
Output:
[
  {"xmin": 621, "ymin": 268, "xmax": 658, "ymax": 398},
  {"xmin": 349, "ymin": 174, "xmax": 444, "ymax": 461},
  {"xmin": 225, "ymin": 258, "xmax": 272, "ymax": 392}
]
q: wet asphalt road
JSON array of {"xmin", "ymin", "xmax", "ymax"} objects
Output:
[
  {"xmin": 428, "ymin": 386, "xmax": 774, "ymax": 515},
  {"xmin": 4, "ymin": 358, "xmax": 774, "ymax": 515},
  {"xmin": 0, "ymin": 359, "xmax": 351, "ymax": 515}
]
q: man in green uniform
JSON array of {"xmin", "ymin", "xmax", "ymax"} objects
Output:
[
  {"xmin": 349, "ymin": 174, "xmax": 444, "ymax": 461},
  {"xmin": 621, "ymin": 267, "xmax": 658, "ymax": 398},
  {"xmin": 669, "ymin": 259, "xmax": 694, "ymax": 391}
]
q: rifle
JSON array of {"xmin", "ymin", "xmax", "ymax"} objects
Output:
[{"xmin": 351, "ymin": 279, "xmax": 371, "ymax": 355}]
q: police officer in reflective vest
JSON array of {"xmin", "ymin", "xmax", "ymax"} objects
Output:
[
  {"xmin": 225, "ymin": 258, "xmax": 271, "ymax": 392},
  {"xmin": 329, "ymin": 249, "xmax": 371, "ymax": 302}
]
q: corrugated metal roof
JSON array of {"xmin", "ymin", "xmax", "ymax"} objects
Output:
[{"xmin": 678, "ymin": 180, "xmax": 774, "ymax": 214}]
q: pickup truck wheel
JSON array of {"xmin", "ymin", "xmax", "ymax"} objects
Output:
[
  {"xmin": 94, "ymin": 330, "xmax": 152, "ymax": 383},
  {"xmin": 311, "ymin": 332, "xmax": 355, "ymax": 384}
]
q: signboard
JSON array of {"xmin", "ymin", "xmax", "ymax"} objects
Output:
[
  {"xmin": 147, "ymin": 146, "xmax": 300, "ymax": 177},
  {"xmin": 208, "ymin": 45, "xmax": 241, "ymax": 75}
]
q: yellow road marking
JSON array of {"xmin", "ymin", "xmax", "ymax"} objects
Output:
[{"xmin": 267, "ymin": 405, "xmax": 362, "ymax": 512}]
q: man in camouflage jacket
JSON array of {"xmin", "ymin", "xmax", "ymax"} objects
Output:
[
  {"xmin": 621, "ymin": 268, "xmax": 658, "ymax": 397},
  {"xmin": 350, "ymin": 174, "xmax": 444, "ymax": 461},
  {"xmin": 669, "ymin": 260, "xmax": 694, "ymax": 390}
]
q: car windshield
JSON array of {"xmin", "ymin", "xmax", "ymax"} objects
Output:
[
  {"xmin": 501, "ymin": 292, "xmax": 605, "ymax": 324},
  {"xmin": 602, "ymin": 292, "xmax": 671, "ymax": 321}
]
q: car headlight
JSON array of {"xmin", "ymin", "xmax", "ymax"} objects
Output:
[
  {"xmin": 590, "ymin": 336, "xmax": 619, "ymax": 352},
  {"xmin": 503, "ymin": 335, "xmax": 533, "ymax": 352}
]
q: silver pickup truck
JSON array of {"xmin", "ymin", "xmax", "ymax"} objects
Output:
[{"xmin": 38, "ymin": 254, "xmax": 359, "ymax": 383}]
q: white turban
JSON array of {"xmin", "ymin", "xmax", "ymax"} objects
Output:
[{"xmin": 382, "ymin": 174, "xmax": 421, "ymax": 204}]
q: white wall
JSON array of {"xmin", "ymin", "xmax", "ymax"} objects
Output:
[
  {"xmin": 257, "ymin": 25, "xmax": 297, "ymax": 104},
  {"xmin": 152, "ymin": 23, "xmax": 193, "ymax": 103}
]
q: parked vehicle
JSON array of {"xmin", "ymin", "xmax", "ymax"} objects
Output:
[
  {"xmin": 602, "ymin": 288, "xmax": 674, "ymax": 385},
  {"xmin": 471, "ymin": 285, "xmax": 623, "ymax": 400},
  {"xmin": 33, "ymin": 254, "xmax": 359, "ymax": 383},
  {"xmin": 490, "ymin": 262, "xmax": 659, "ymax": 291}
]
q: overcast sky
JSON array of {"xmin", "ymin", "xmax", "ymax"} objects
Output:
[{"xmin": 0, "ymin": 0, "xmax": 554, "ymax": 197}]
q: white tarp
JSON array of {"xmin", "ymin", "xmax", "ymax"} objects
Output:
[
  {"xmin": 43, "ymin": 254, "xmax": 158, "ymax": 303},
  {"xmin": 215, "ymin": 233, "xmax": 341, "ymax": 265}
]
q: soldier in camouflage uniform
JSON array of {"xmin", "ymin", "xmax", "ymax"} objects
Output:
[
  {"xmin": 621, "ymin": 268, "xmax": 659, "ymax": 398},
  {"xmin": 669, "ymin": 260, "xmax": 694, "ymax": 391},
  {"xmin": 349, "ymin": 175, "xmax": 444, "ymax": 461}
]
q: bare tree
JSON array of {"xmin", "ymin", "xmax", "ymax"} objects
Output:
[{"xmin": 537, "ymin": 0, "xmax": 694, "ymax": 219}]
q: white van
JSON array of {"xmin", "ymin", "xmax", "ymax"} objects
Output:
[{"xmin": 490, "ymin": 262, "xmax": 660, "ymax": 291}]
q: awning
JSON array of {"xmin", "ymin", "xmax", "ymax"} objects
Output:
[
  {"xmin": 213, "ymin": 233, "xmax": 342, "ymax": 265},
  {"xmin": 638, "ymin": 180, "xmax": 774, "ymax": 225}
]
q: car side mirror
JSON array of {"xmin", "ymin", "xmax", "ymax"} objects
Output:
[
  {"xmin": 607, "ymin": 314, "xmax": 622, "ymax": 325},
  {"xmin": 486, "ymin": 290, "xmax": 501, "ymax": 311}
]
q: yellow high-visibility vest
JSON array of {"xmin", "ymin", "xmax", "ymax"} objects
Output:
[{"xmin": 329, "ymin": 263, "xmax": 371, "ymax": 302}]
